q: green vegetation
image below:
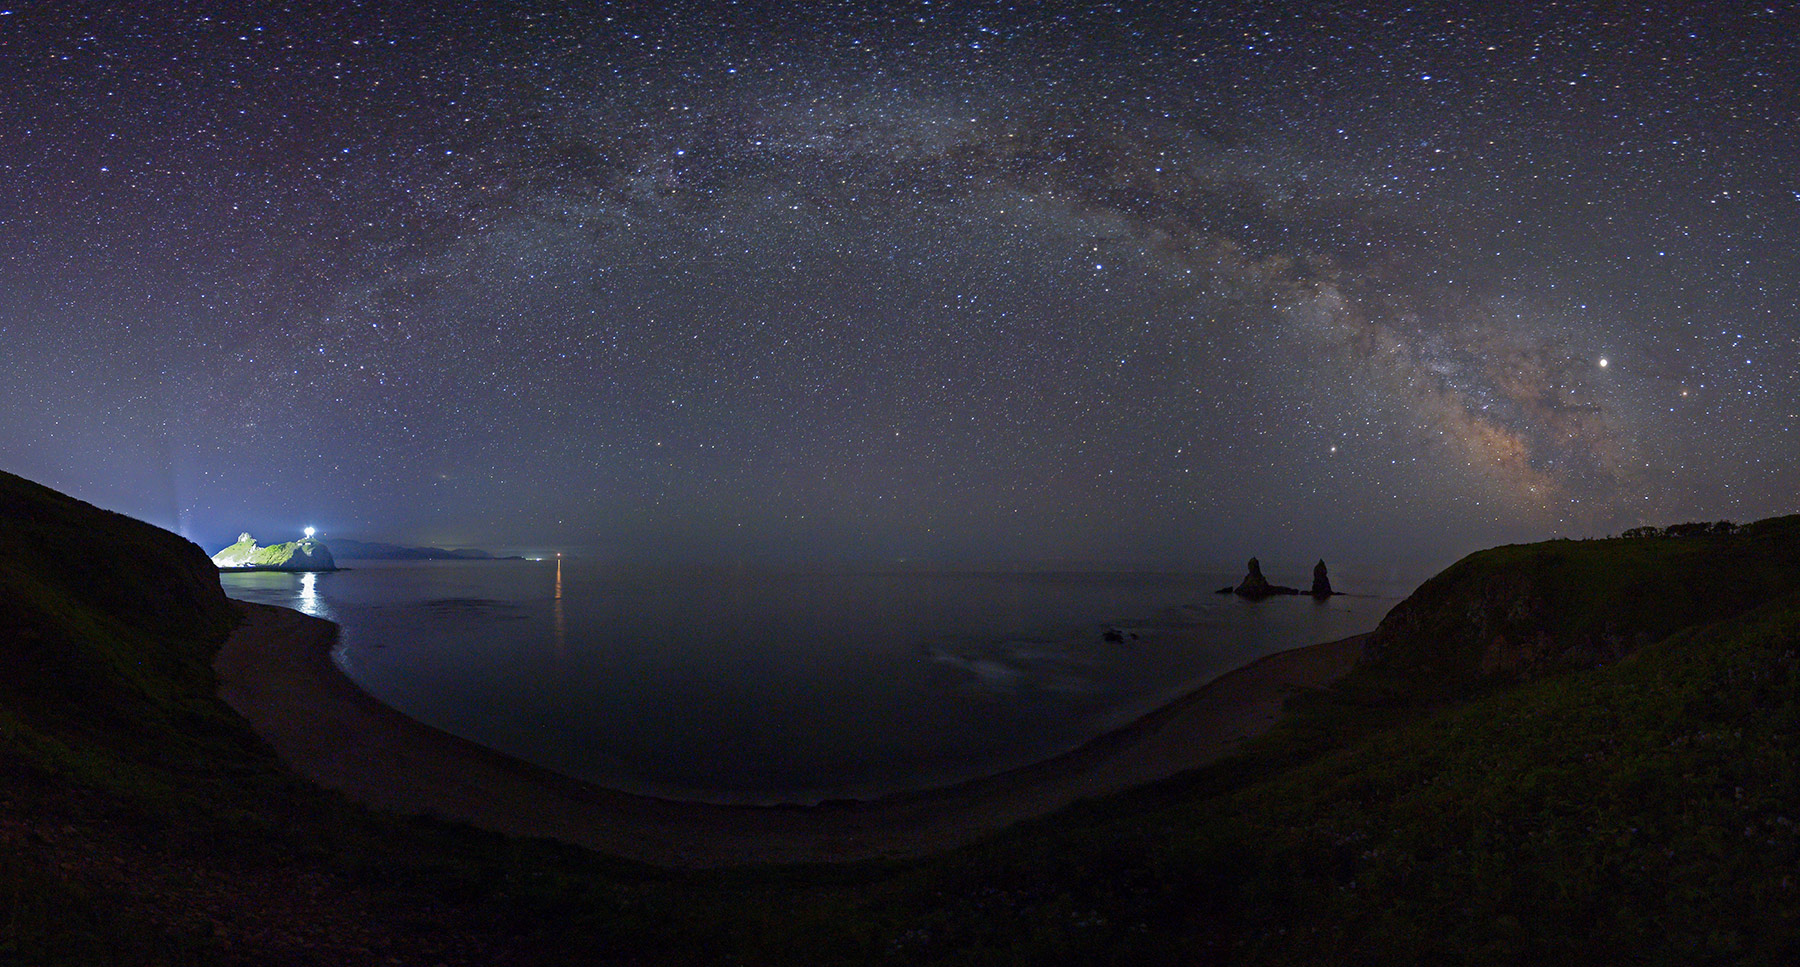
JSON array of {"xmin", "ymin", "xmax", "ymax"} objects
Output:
[
  {"xmin": 4, "ymin": 465, "xmax": 1800, "ymax": 964},
  {"xmin": 242, "ymin": 540, "xmax": 303, "ymax": 566},
  {"xmin": 211, "ymin": 533, "xmax": 336, "ymax": 570}
]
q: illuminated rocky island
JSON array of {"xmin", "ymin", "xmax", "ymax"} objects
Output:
[{"xmin": 211, "ymin": 529, "xmax": 338, "ymax": 571}]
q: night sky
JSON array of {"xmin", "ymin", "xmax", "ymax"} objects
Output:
[{"xmin": 3, "ymin": 2, "xmax": 1796, "ymax": 569}]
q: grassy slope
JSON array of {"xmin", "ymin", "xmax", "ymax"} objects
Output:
[{"xmin": 3, "ymin": 466, "xmax": 1799, "ymax": 964}]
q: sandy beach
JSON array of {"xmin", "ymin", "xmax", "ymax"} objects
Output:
[{"xmin": 214, "ymin": 600, "xmax": 1365, "ymax": 868}]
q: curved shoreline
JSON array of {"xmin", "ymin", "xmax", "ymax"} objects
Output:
[{"xmin": 213, "ymin": 600, "xmax": 1365, "ymax": 868}]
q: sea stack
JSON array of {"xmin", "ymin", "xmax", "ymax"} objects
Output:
[
  {"xmin": 1312, "ymin": 559, "xmax": 1334, "ymax": 597},
  {"xmin": 1232, "ymin": 557, "xmax": 1300, "ymax": 600},
  {"xmin": 1237, "ymin": 557, "xmax": 1274, "ymax": 597}
]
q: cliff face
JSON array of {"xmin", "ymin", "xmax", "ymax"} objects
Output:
[{"xmin": 1361, "ymin": 514, "xmax": 1800, "ymax": 690}]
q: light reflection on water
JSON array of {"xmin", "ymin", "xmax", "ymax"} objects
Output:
[
  {"xmin": 298, "ymin": 571, "xmax": 321, "ymax": 617},
  {"xmin": 224, "ymin": 569, "xmax": 335, "ymax": 622},
  {"xmin": 552, "ymin": 556, "xmax": 565, "ymax": 655},
  {"xmin": 221, "ymin": 561, "xmax": 1415, "ymax": 804}
]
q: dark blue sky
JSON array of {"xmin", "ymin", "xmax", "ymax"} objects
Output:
[{"xmin": 2, "ymin": 1, "xmax": 1795, "ymax": 569}]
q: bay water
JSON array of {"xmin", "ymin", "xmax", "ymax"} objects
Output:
[{"xmin": 221, "ymin": 560, "xmax": 1413, "ymax": 804}]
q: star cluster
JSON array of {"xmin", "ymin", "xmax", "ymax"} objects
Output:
[{"xmin": 2, "ymin": 2, "xmax": 1795, "ymax": 568}]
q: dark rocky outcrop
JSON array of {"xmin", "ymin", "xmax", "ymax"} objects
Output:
[
  {"xmin": 1233, "ymin": 557, "xmax": 1300, "ymax": 600},
  {"xmin": 1311, "ymin": 559, "xmax": 1335, "ymax": 597}
]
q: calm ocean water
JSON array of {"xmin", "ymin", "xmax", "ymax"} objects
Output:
[{"xmin": 221, "ymin": 561, "xmax": 1415, "ymax": 804}]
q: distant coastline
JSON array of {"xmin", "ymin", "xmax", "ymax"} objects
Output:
[{"xmin": 329, "ymin": 538, "xmax": 524, "ymax": 561}]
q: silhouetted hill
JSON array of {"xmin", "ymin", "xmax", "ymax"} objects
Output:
[
  {"xmin": 0, "ymin": 470, "xmax": 232, "ymax": 641},
  {"xmin": 0, "ymin": 470, "xmax": 235, "ymax": 738}
]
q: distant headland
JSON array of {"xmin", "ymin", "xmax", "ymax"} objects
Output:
[
  {"xmin": 211, "ymin": 531, "xmax": 338, "ymax": 572},
  {"xmin": 327, "ymin": 538, "xmax": 524, "ymax": 561}
]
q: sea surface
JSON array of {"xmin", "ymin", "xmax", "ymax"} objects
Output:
[{"xmin": 221, "ymin": 561, "xmax": 1417, "ymax": 804}]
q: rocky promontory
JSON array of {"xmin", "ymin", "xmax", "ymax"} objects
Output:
[{"xmin": 211, "ymin": 532, "xmax": 338, "ymax": 571}]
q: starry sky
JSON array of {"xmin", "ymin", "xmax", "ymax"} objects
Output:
[{"xmin": 2, "ymin": 1, "xmax": 1796, "ymax": 569}]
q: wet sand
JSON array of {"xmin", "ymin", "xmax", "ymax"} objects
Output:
[{"xmin": 214, "ymin": 600, "xmax": 1365, "ymax": 868}]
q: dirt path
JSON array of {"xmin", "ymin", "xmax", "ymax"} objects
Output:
[{"xmin": 214, "ymin": 601, "xmax": 1364, "ymax": 868}]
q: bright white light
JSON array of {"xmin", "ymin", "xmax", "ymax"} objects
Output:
[
  {"xmin": 304, "ymin": 526, "xmax": 316, "ymax": 538},
  {"xmin": 1598, "ymin": 357, "xmax": 1609, "ymax": 369}
]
